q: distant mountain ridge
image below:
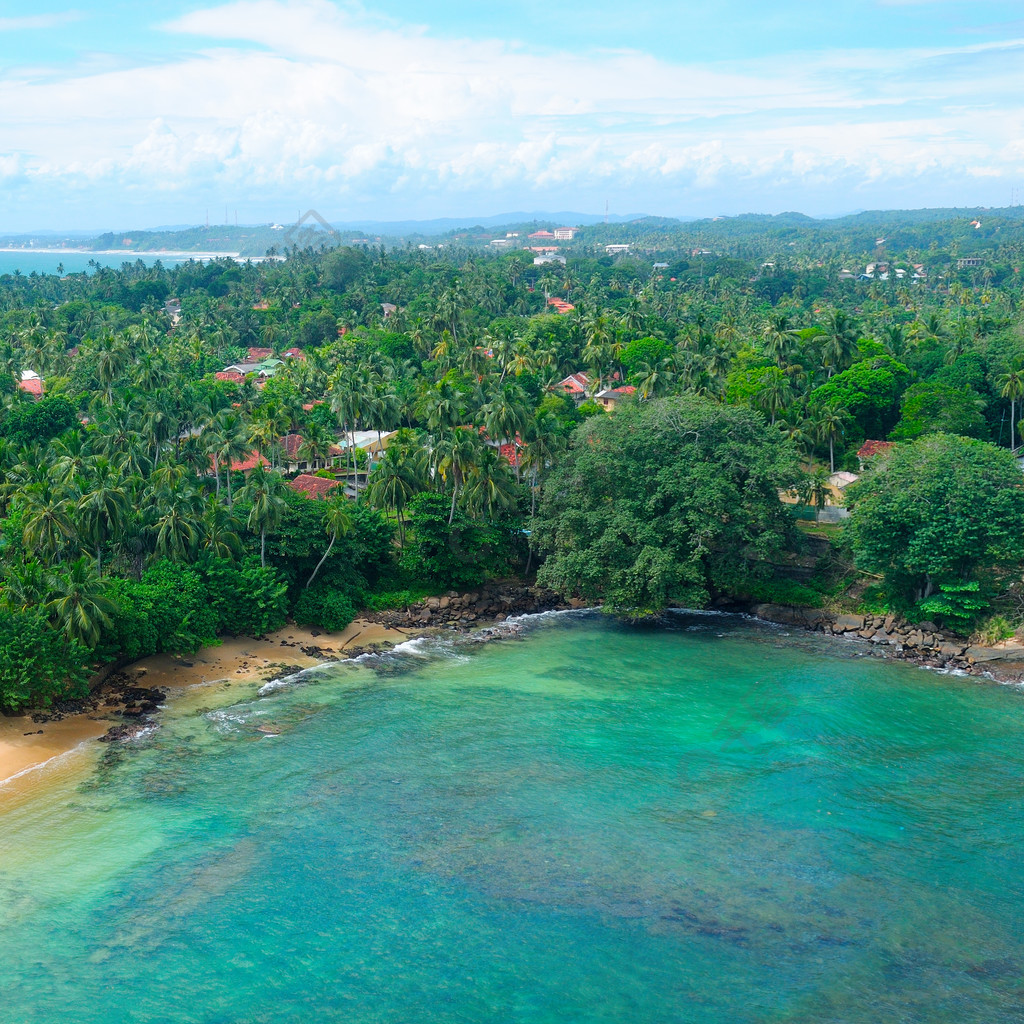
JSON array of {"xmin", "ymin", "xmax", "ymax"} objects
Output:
[{"xmin": 3, "ymin": 205, "xmax": 1023, "ymax": 257}]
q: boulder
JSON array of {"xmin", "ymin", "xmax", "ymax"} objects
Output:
[{"xmin": 833, "ymin": 613, "xmax": 865, "ymax": 633}]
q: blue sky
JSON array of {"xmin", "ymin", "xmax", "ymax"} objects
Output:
[{"xmin": 2, "ymin": 0, "xmax": 1024, "ymax": 230}]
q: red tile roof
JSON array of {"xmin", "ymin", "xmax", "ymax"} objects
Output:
[
  {"xmin": 246, "ymin": 346, "xmax": 273, "ymax": 361},
  {"xmin": 209, "ymin": 450, "xmax": 269, "ymax": 474},
  {"xmin": 857, "ymin": 440, "xmax": 896, "ymax": 459},
  {"xmin": 215, "ymin": 371, "xmax": 246, "ymax": 384},
  {"xmin": 288, "ymin": 474, "xmax": 342, "ymax": 499},
  {"xmin": 547, "ymin": 298, "xmax": 575, "ymax": 313},
  {"xmin": 280, "ymin": 433, "xmax": 343, "ymax": 460},
  {"xmin": 302, "ymin": 400, "xmax": 324, "ymax": 411},
  {"xmin": 18, "ymin": 377, "xmax": 43, "ymax": 398},
  {"xmin": 282, "ymin": 347, "xmax": 305, "ymax": 360},
  {"xmin": 528, "ymin": 230, "xmax": 556, "ymax": 239},
  {"xmin": 555, "ymin": 372, "xmax": 590, "ymax": 395}
]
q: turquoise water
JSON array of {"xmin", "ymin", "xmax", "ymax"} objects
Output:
[
  {"xmin": 2, "ymin": 611, "xmax": 1023, "ymax": 1023},
  {"xmin": 0, "ymin": 250, "xmax": 235, "ymax": 276}
]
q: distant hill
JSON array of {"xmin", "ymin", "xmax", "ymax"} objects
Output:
[{"xmin": 5, "ymin": 204, "xmax": 1022, "ymax": 260}]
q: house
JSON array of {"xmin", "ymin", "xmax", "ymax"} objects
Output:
[
  {"xmin": 246, "ymin": 346, "xmax": 274, "ymax": 361},
  {"xmin": 547, "ymin": 298, "xmax": 575, "ymax": 314},
  {"xmin": 653, "ymin": 262, "xmax": 669, "ymax": 270},
  {"xmin": 489, "ymin": 238, "xmax": 515, "ymax": 249},
  {"xmin": 279, "ymin": 433, "xmax": 345, "ymax": 474},
  {"xmin": 288, "ymin": 474, "xmax": 343, "ymax": 500},
  {"xmin": 534, "ymin": 254, "xmax": 566, "ymax": 266},
  {"xmin": 857, "ymin": 439, "xmax": 895, "ymax": 467},
  {"xmin": 554, "ymin": 372, "xmax": 591, "ymax": 405},
  {"xmin": 18, "ymin": 370, "xmax": 42, "ymax": 399},
  {"xmin": 209, "ymin": 450, "xmax": 270, "ymax": 476},
  {"xmin": 605, "ymin": 244, "xmax": 630, "ymax": 255},
  {"xmin": 215, "ymin": 371, "xmax": 247, "ymax": 385},
  {"xmin": 529, "ymin": 246, "xmax": 560, "ymax": 254},
  {"xmin": 826, "ymin": 471, "xmax": 859, "ymax": 505},
  {"xmin": 381, "ymin": 302, "xmax": 397, "ymax": 318},
  {"xmin": 221, "ymin": 359, "xmax": 280, "ymax": 377},
  {"xmin": 553, "ymin": 227, "xmax": 577, "ymax": 240},
  {"xmin": 958, "ymin": 257, "xmax": 983, "ymax": 269},
  {"xmin": 528, "ymin": 230, "xmax": 556, "ymax": 241},
  {"xmin": 595, "ymin": 385, "xmax": 636, "ymax": 412},
  {"xmin": 282, "ymin": 347, "xmax": 305, "ymax": 360},
  {"xmin": 838, "ymin": 270, "xmax": 856, "ymax": 281}
]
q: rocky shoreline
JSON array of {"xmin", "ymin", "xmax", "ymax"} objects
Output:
[
  {"xmin": 23, "ymin": 673, "xmax": 169, "ymax": 745},
  {"xmin": 747, "ymin": 603, "xmax": 1024, "ymax": 683},
  {"xmin": 364, "ymin": 582, "xmax": 575, "ymax": 631},
  {"xmin": 15, "ymin": 586, "xmax": 1024, "ymax": 761}
]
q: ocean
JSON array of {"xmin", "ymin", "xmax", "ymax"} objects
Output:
[
  {"xmin": 0, "ymin": 249, "xmax": 249, "ymax": 277},
  {"xmin": 1, "ymin": 610, "xmax": 1022, "ymax": 1023}
]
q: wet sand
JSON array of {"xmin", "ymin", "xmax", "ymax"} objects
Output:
[{"xmin": 0, "ymin": 619, "xmax": 420, "ymax": 792}]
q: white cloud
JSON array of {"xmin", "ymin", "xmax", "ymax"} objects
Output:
[{"xmin": 2, "ymin": 0, "xmax": 1024, "ymax": 221}]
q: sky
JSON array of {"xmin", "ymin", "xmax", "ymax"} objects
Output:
[{"xmin": 2, "ymin": 0, "xmax": 1024, "ymax": 231}]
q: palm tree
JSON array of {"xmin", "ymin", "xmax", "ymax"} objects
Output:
[
  {"xmin": 463, "ymin": 446, "xmax": 519, "ymax": 522},
  {"xmin": 436, "ymin": 428, "xmax": 483, "ymax": 524},
  {"xmin": 209, "ymin": 411, "xmax": 251, "ymax": 505},
  {"xmin": 146, "ymin": 488, "xmax": 203, "ymax": 562},
  {"xmin": 998, "ymin": 367, "xmax": 1024, "ymax": 449},
  {"xmin": 75, "ymin": 457, "xmax": 129, "ymax": 575},
  {"xmin": 305, "ymin": 497, "xmax": 354, "ymax": 588},
  {"xmin": 46, "ymin": 557, "xmax": 115, "ymax": 647},
  {"xmin": 21, "ymin": 483, "xmax": 76, "ymax": 563},
  {"xmin": 819, "ymin": 309, "xmax": 860, "ymax": 378},
  {"xmin": 365, "ymin": 445, "xmax": 422, "ymax": 546},
  {"xmin": 635, "ymin": 358, "xmax": 676, "ymax": 401},
  {"xmin": 200, "ymin": 496, "xmax": 243, "ymax": 559},
  {"xmin": 800, "ymin": 467, "xmax": 832, "ymax": 523},
  {"xmin": 813, "ymin": 403, "xmax": 850, "ymax": 473},
  {"xmin": 238, "ymin": 464, "xmax": 288, "ymax": 568}
]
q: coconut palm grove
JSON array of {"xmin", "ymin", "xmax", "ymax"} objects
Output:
[{"xmin": 3, "ymin": 210, "xmax": 1024, "ymax": 708}]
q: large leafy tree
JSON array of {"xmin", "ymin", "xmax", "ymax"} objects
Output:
[
  {"xmin": 847, "ymin": 434, "xmax": 1024, "ymax": 612},
  {"xmin": 532, "ymin": 396, "xmax": 801, "ymax": 615}
]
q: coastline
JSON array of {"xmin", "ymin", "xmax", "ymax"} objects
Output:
[
  {"xmin": 0, "ymin": 618, "xmax": 421, "ymax": 792},
  {"xmin": 6, "ymin": 588, "xmax": 1020, "ymax": 799}
]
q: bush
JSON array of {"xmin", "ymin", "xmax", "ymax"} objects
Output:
[
  {"xmin": 103, "ymin": 562, "xmax": 219, "ymax": 661},
  {"xmin": 0, "ymin": 608, "xmax": 91, "ymax": 712},
  {"xmin": 200, "ymin": 557, "xmax": 289, "ymax": 636},
  {"xmin": 975, "ymin": 614, "xmax": 1014, "ymax": 646},
  {"xmin": 292, "ymin": 587, "xmax": 357, "ymax": 632}
]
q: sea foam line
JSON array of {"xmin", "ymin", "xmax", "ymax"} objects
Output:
[{"xmin": 0, "ymin": 739, "xmax": 96, "ymax": 789}]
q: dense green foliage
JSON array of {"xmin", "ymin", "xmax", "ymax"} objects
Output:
[
  {"xmin": 0, "ymin": 608, "xmax": 91, "ymax": 712},
  {"xmin": 533, "ymin": 398, "xmax": 800, "ymax": 614},
  {"xmin": 847, "ymin": 435, "xmax": 1024, "ymax": 623},
  {"xmin": 4, "ymin": 208, "xmax": 1024, "ymax": 707}
]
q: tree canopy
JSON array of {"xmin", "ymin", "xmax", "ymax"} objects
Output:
[
  {"xmin": 847, "ymin": 434, "xmax": 1024, "ymax": 616},
  {"xmin": 533, "ymin": 396, "xmax": 800, "ymax": 614}
]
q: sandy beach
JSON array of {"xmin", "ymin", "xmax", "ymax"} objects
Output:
[{"xmin": 0, "ymin": 618, "xmax": 420, "ymax": 793}]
